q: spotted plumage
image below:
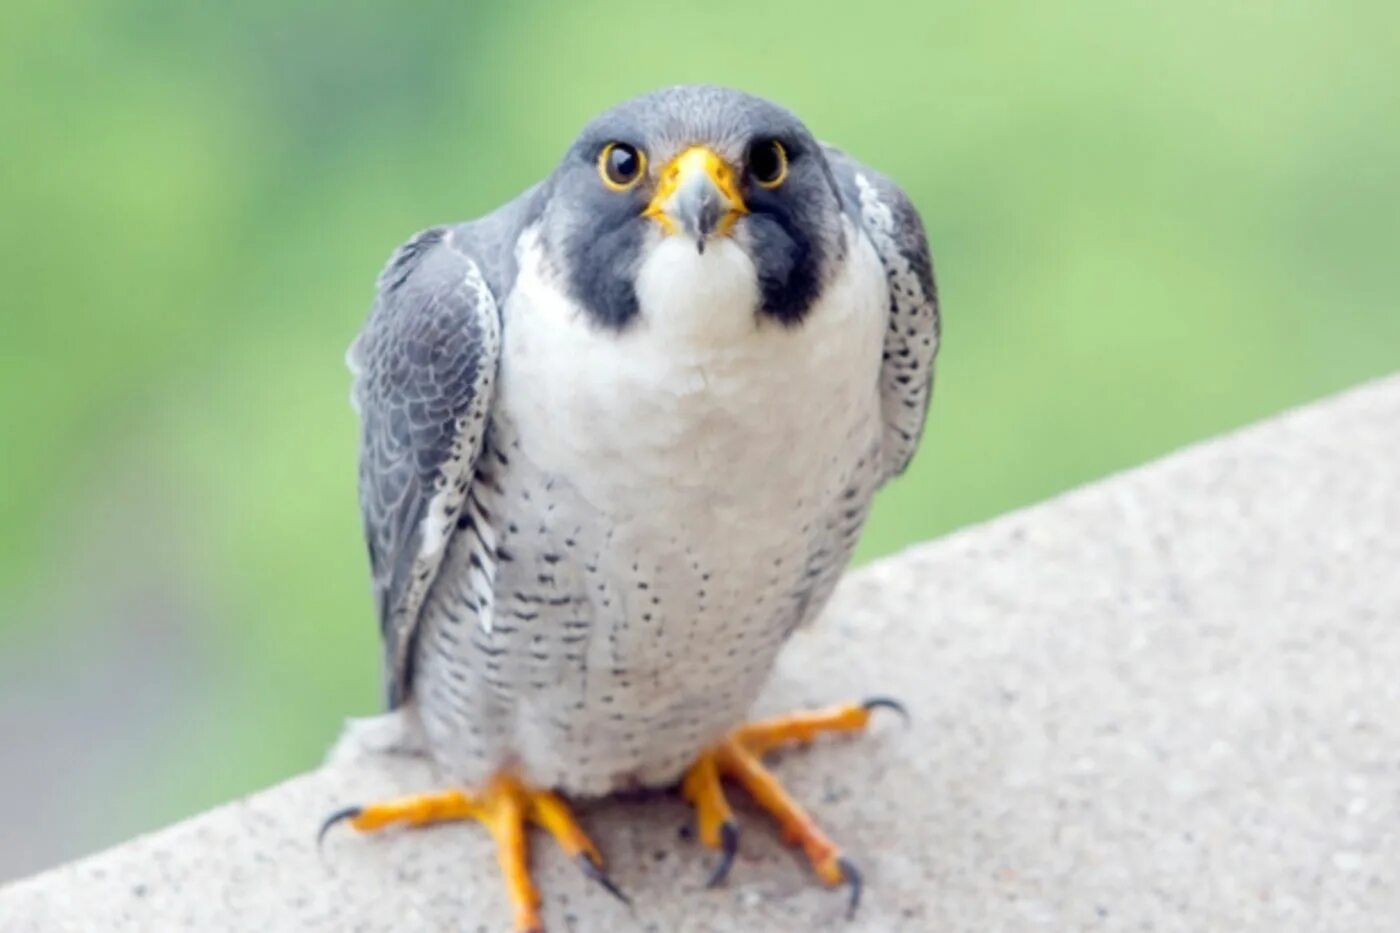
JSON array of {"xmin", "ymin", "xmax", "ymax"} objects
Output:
[{"xmin": 345, "ymin": 86, "xmax": 939, "ymax": 799}]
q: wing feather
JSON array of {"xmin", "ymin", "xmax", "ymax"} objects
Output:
[
  {"xmin": 824, "ymin": 146, "xmax": 941, "ymax": 480},
  {"xmin": 347, "ymin": 226, "xmax": 501, "ymax": 707}
]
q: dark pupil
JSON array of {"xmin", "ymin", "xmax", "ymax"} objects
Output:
[
  {"xmin": 608, "ymin": 145, "xmax": 638, "ymax": 182},
  {"xmin": 752, "ymin": 142, "xmax": 781, "ymax": 181}
]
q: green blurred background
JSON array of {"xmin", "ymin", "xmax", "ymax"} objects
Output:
[{"xmin": 2, "ymin": 0, "xmax": 1397, "ymax": 880}]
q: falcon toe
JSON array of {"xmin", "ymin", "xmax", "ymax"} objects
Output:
[{"xmin": 678, "ymin": 698, "xmax": 903, "ymax": 914}]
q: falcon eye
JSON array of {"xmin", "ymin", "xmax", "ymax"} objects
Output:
[
  {"xmin": 598, "ymin": 142, "xmax": 646, "ymax": 191},
  {"xmin": 747, "ymin": 139, "xmax": 788, "ymax": 189}
]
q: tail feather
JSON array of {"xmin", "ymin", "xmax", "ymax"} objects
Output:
[{"xmin": 325, "ymin": 705, "xmax": 428, "ymax": 765}]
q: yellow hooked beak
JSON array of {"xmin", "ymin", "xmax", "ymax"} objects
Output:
[{"xmin": 642, "ymin": 146, "xmax": 747, "ymax": 252}]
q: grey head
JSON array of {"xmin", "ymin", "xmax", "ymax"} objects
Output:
[{"xmin": 534, "ymin": 85, "xmax": 847, "ymax": 329}]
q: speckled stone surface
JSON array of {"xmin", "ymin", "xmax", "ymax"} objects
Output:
[{"xmin": 4, "ymin": 376, "xmax": 1399, "ymax": 932}]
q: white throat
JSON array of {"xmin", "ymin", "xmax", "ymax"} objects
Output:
[
  {"xmin": 632, "ymin": 234, "xmax": 762, "ymax": 346},
  {"xmin": 499, "ymin": 220, "xmax": 886, "ymax": 519}
]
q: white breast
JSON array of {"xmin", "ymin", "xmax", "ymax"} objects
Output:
[{"xmin": 498, "ymin": 223, "xmax": 888, "ymax": 543}]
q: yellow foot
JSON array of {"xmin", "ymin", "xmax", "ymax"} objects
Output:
[
  {"xmin": 319, "ymin": 772, "xmax": 626, "ymax": 933},
  {"xmin": 681, "ymin": 696, "xmax": 906, "ymax": 917}
]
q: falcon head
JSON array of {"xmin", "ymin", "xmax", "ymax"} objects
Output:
[{"xmin": 536, "ymin": 85, "xmax": 848, "ymax": 331}]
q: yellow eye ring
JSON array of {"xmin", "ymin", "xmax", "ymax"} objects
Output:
[
  {"xmin": 598, "ymin": 142, "xmax": 647, "ymax": 191},
  {"xmin": 748, "ymin": 139, "xmax": 788, "ymax": 189}
]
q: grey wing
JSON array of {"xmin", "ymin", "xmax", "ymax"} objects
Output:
[
  {"xmin": 824, "ymin": 146, "xmax": 941, "ymax": 481},
  {"xmin": 347, "ymin": 225, "xmax": 501, "ymax": 708}
]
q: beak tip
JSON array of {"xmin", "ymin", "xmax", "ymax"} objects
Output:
[{"xmin": 647, "ymin": 146, "xmax": 744, "ymax": 250}]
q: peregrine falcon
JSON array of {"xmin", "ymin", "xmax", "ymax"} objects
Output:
[{"xmin": 322, "ymin": 85, "xmax": 939, "ymax": 932}]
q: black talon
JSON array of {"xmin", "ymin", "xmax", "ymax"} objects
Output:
[
  {"xmin": 705, "ymin": 820, "xmax": 740, "ymax": 888},
  {"xmin": 861, "ymin": 696, "xmax": 910, "ymax": 727},
  {"xmin": 576, "ymin": 853, "xmax": 631, "ymax": 906},
  {"xmin": 836, "ymin": 856, "xmax": 863, "ymax": 919},
  {"xmin": 317, "ymin": 806, "xmax": 363, "ymax": 849}
]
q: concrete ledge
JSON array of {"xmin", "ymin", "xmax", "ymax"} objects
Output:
[{"xmin": 4, "ymin": 377, "xmax": 1399, "ymax": 931}]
